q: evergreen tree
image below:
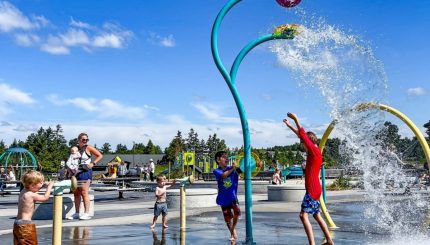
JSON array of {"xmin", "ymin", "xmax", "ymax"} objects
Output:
[
  {"xmin": 25, "ymin": 125, "xmax": 69, "ymax": 172},
  {"xmin": 164, "ymin": 131, "xmax": 185, "ymax": 163},
  {"xmin": 100, "ymin": 143, "xmax": 112, "ymax": 154},
  {"xmin": 185, "ymin": 128, "xmax": 200, "ymax": 152},
  {"xmin": 0, "ymin": 140, "xmax": 5, "ymax": 152},
  {"xmin": 115, "ymin": 144, "xmax": 128, "ymax": 154},
  {"xmin": 206, "ymin": 133, "xmax": 228, "ymax": 158},
  {"xmin": 133, "ymin": 142, "xmax": 146, "ymax": 154}
]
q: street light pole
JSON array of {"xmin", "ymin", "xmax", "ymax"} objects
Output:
[{"xmin": 132, "ymin": 141, "xmax": 135, "ymax": 166}]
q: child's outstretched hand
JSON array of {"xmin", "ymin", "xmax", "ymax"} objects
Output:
[
  {"xmin": 232, "ymin": 160, "xmax": 238, "ymax": 169},
  {"xmin": 287, "ymin": 112, "xmax": 297, "ymax": 120},
  {"xmin": 283, "ymin": 118, "xmax": 292, "ymax": 127},
  {"xmin": 45, "ymin": 181, "xmax": 54, "ymax": 189}
]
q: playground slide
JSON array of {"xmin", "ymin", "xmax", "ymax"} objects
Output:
[{"xmin": 194, "ymin": 166, "xmax": 203, "ymax": 174}]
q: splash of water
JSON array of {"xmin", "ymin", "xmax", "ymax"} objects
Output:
[{"xmin": 270, "ymin": 17, "xmax": 428, "ymax": 242}]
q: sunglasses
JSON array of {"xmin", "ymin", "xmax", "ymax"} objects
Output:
[{"xmin": 81, "ymin": 138, "xmax": 89, "ymax": 142}]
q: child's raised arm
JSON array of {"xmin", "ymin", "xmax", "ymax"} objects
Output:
[
  {"xmin": 33, "ymin": 181, "xmax": 54, "ymax": 202},
  {"xmin": 287, "ymin": 112, "xmax": 301, "ymax": 129},
  {"xmin": 283, "ymin": 118, "xmax": 299, "ymax": 137},
  {"xmin": 165, "ymin": 179, "xmax": 176, "ymax": 188}
]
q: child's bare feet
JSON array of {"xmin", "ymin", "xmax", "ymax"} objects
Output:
[
  {"xmin": 229, "ymin": 236, "xmax": 235, "ymax": 241},
  {"xmin": 233, "ymin": 229, "xmax": 238, "ymax": 240},
  {"xmin": 162, "ymin": 224, "xmax": 168, "ymax": 228},
  {"xmin": 150, "ymin": 224, "xmax": 155, "ymax": 229},
  {"xmin": 322, "ymin": 241, "xmax": 334, "ymax": 245}
]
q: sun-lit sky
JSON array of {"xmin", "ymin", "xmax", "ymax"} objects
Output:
[{"xmin": 0, "ymin": 0, "xmax": 429, "ymax": 149}]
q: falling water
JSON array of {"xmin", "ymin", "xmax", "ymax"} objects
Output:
[{"xmin": 270, "ymin": 17, "xmax": 429, "ymax": 243}]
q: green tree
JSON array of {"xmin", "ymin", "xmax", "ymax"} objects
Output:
[
  {"xmin": 164, "ymin": 131, "xmax": 185, "ymax": 163},
  {"xmin": 0, "ymin": 140, "xmax": 6, "ymax": 153},
  {"xmin": 376, "ymin": 121, "xmax": 401, "ymax": 149},
  {"xmin": 133, "ymin": 142, "xmax": 146, "ymax": 154},
  {"xmin": 100, "ymin": 143, "xmax": 112, "ymax": 154},
  {"xmin": 25, "ymin": 125, "xmax": 69, "ymax": 172},
  {"xmin": 206, "ymin": 133, "xmax": 227, "ymax": 159},
  {"xmin": 115, "ymin": 144, "xmax": 128, "ymax": 154},
  {"xmin": 185, "ymin": 128, "xmax": 200, "ymax": 152},
  {"xmin": 145, "ymin": 140, "xmax": 162, "ymax": 154}
]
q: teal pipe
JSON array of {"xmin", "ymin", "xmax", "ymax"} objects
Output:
[
  {"xmin": 321, "ymin": 165, "xmax": 326, "ymax": 202},
  {"xmin": 211, "ymin": 1, "xmax": 297, "ymax": 244}
]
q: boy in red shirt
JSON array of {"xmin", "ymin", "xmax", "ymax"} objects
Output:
[{"xmin": 283, "ymin": 112, "xmax": 334, "ymax": 245}]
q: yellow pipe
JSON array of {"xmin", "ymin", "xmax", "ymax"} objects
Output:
[
  {"xmin": 180, "ymin": 186, "xmax": 186, "ymax": 230},
  {"xmin": 52, "ymin": 195, "xmax": 63, "ymax": 245},
  {"xmin": 319, "ymin": 102, "xmax": 430, "ymax": 229}
]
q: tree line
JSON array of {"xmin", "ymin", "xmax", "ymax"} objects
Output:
[{"xmin": 0, "ymin": 121, "xmax": 428, "ymax": 173}]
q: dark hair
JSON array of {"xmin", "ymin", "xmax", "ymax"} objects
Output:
[
  {"xmin": 78, "ymin": 133, "xmax": 88, "ymax": 140},
  {"xmin": 307, "ymin": 131, "xmax": 318, "ymax": 144},
  {"xmin": 215, "ymin": 151, "xmax": 227, "ymax": 164}
]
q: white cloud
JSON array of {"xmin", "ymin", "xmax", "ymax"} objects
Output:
[
  {"xmin": 41, "ymin": 35, "xmax": 70, "ymax": 55},
  {"xmin": 40, "ymin": 22, "xmax": 133, "ymax": 55},
  {"xmin": 191, "ymin": 101, "xmax": 238, "ymax": 124},
  {"xmin": 60, "ymin": 28, "xmax": 90, "ymax": 46},
  {"xmin": 143, "ymin": 104, "xmax": 160, "ymax": 111},
  {"xmin": 1, "ymin": 121, "xmax": 12, "ymax": 126},
  {"xmin": 70, "ymin": 17, "xmax": 93, "ymax": 30},
  {"xmin": 0, "ymin": 1, "xmax": 35, "ymax": 32},
  {"xmin": 1, "ymin": 2, "xmax": 133, "ymax": 55},
  {"xmin": 0, "ymin": 83, "xmax": 36, "ymax": 117},
  {"xmin": 0, "ymin": 83, "xmax": 35, "ymax": 104},
  {"xmin": 148, "ymin": 32, "xmax": 176, "ymax": 48},
  {"xmin": 406, "ymin": 87, "xmax": 426, "ymax": 96},
  {"xmin": 13, "ymin": 124, "xmax": 38, "ymax": 132},
  {"xmin": 14, "ymin": 33, "xmax": 40, "ymax": 46},
  {"xmin": 48, "ymin": 96, "xmax": 146, "ymax": 120}
]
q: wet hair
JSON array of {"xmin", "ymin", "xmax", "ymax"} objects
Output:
[
  {"xmin": 307, "ymin": 131, "xmax": 318, "ymax": 144},
  {"xmin": 215, "ymin": 151, "xmax": 227, "ymax": 164},
  {"xmin": 21, "ymin": 170, "xmax": 44, "ymax": 189}
]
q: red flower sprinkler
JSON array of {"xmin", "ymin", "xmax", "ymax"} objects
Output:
[{"xmin": 276, "ymin": 0, "xmax": 301, "ymax": 8}]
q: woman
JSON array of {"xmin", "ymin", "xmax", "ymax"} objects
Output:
[
  {"xmin": 6, "ymin": 165, "xmax": 16, "ymax": 188},
  {"xmin": 67, "ymin": 133, "xmax": 103, "ymax": 220}
]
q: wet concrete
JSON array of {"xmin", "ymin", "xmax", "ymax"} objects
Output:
[{"xmin": 1, "ymin": 186, "xmax": 430, "ymax": 244}]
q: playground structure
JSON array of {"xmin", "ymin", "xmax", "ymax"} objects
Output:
[{"xmin": 0, "ymin": 147, "xmax": 38, "ymax": 180}]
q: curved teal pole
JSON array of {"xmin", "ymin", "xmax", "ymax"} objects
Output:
[
  {"xmin": 211, "ymin": 1, "xmax": 298, "ymax": 244},
  {"xmin": 321, "ymin": 165, "xmax": 327, "ymax": 202}
]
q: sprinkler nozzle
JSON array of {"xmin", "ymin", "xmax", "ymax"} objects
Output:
[{"xmin": 273, "ymin": 24, "xmax": 301, "ymax": 39}]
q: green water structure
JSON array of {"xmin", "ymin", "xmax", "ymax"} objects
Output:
[{"xmin": 211, "ymin": 0, "xmax": 300, "ymax": 243}]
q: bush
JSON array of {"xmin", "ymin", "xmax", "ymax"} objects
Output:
[{"xmin": 327, "ymin": 175, "xmax": 351, "ymax": 190}]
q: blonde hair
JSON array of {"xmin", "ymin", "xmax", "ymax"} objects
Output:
[
  {"xmin": 156, "ymin": 175, "xmax": 165, "ymax": 182},
  {"xmin": 21, "ymin": 170, "xmax": 44, "ymax": 189}
]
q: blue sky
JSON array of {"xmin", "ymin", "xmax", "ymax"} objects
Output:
[{"xmin": 0, "ymin": 0, "xmax": 429, "ymax": 149}]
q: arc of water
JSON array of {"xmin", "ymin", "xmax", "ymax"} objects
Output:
[
  {"xmin": 211, "ymin": 0, "xmax": 302, "ymax": 243},
  {"xmin": 319, "ymin": 102, "xmax": 430, "ymax": 229}
]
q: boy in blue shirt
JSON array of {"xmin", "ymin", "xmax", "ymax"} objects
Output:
[{"xmin": 213, "ymin": 151, "xmax": 241, "ymax": 241}]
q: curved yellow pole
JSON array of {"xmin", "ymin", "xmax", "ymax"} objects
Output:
[{"xmin": 318, "ymin": 102, "xmax": 430, "ymax": 230}]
